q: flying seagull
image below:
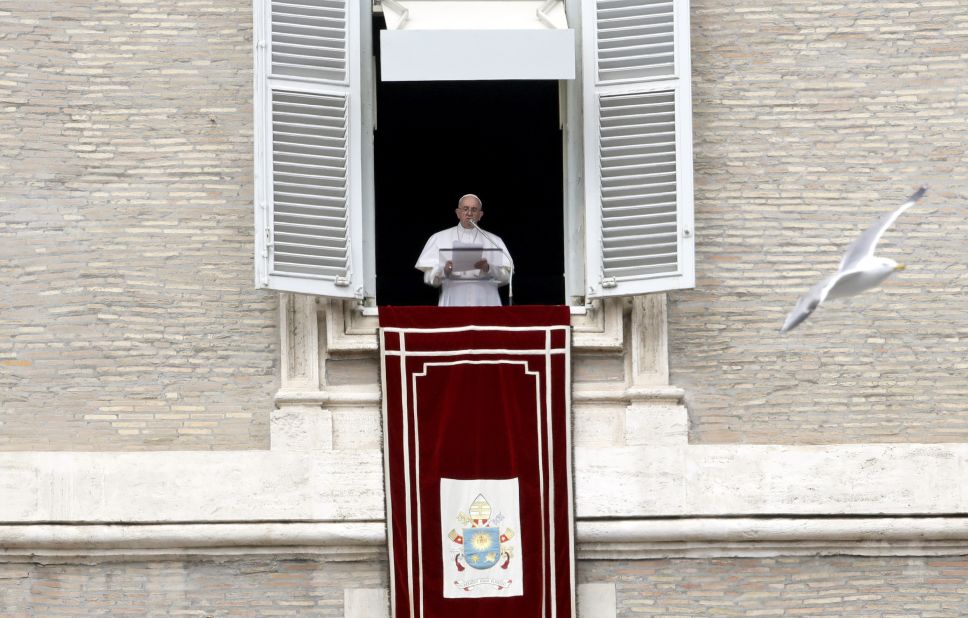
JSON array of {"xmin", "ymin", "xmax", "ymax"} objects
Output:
[{"xmin": 780, "ymin": 185, "xmax": 928, "ymax": 334}]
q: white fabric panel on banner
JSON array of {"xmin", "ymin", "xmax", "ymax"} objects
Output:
[{"xmin": 439, "ymin": 477, "xmax": 524, "ymax": 598}]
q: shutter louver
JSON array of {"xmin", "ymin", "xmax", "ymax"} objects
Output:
[
  {"xmin": 255, "ymin": 0, "xmax": 363, "ymax": 297},
  {"xmin": 271, "ymin": 90, "xmax": 349, "ymax": 279},
  {"xmin": 600, "ymin": 91, "xmax": 678, "ymax": 280},
  {"xmin": 271, "ymin": 0, "xmax": 347, "ymax": 83},
  {"xmin": 583, "ymin": 0, "xmax": 694, "ymax": 297},
  {"xmin": 596, "ymin": 0, "xmax": 675, "ymax": 84}
]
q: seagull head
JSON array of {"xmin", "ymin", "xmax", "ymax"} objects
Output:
[{"xmin": 874, "ymin": 257, "xmax": 904, "ymax": 274}]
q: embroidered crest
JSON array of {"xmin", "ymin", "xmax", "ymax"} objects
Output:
[
  {"xmin": 448, "ymin": 494, "xmax": 515, "ymax": 576},
  {"xmin": 440, "ymin": 479, "xmax": 523, "ymax": 598}
]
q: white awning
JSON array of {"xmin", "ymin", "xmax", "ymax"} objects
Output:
[{"xmin": 379, "ymin": 0, "xmax": 575, "ymax": 81}]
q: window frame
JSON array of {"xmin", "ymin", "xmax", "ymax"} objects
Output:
[{"xmin": 255, "ymin": 0, "xmax": 694, "ymax": 306}]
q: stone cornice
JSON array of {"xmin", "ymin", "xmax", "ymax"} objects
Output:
[
  {"xmin": 572, "ymin": 385, "xmax": 685, "ymax": 405},
  {"xmin": 274, "ymin": 387, "xmax": 381, "ymax": 407},
  {"xmin": 4, "ymin": 518, "xmax": 968, "ymax": 561},
  {"xmin": 576, "ymin": 517, "xmax": 968, "ymax": 559}
]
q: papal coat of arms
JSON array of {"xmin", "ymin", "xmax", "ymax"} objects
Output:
[
  {"xmin": 448, "ymin": 493, "xmax": 515, "ymax": 574},
  {"xmin": 440, "ymin": 479, "xmax": 523, "ymax": 598}
]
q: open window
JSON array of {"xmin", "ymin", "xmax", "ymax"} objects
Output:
[
  {"xmin": 373, "ymin": 77, "xmax": 565, "ymax": 305},
  {"xmin": 254, "ymin": 0, "xmax": 694, "ymax": 305}
]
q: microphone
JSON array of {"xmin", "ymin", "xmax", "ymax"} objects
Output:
[{"xmin": 470, "ymin": 220, "xmax": 514, "ymax": 306}]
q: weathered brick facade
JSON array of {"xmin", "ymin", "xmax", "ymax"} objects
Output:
[
  {"xmin": 3, "ymin": 1, "xmax": 967, "ymax": 450},
  {"xmin": 673, "ymin": 0, "xmax": 968, "ymax": 444},
  {"xmin": 581, "ymin": 556, "xmax": 968, "ymax": 617},
  {"xmin": 1, "ymin": 556, "xmax": 966, "ymax": 616},
  {"xmin": 3, "ymin": 0, "xmax": 968, "ymax": 615},
  {"xmin": 1, "ymin": 0, "xmax": 275, "ymax": 450},
  {"xmin": 0, "ymin": 557, "xmax": 387, "ymax": 616}
]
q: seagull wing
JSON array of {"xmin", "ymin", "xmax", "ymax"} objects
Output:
[
  {"xmin": 838, "ymin": 185, "xmax": 926, "ymax": 272},
  {"xmin": 780, "ymin": 273, "xmax": 842, "ymax": 333}
]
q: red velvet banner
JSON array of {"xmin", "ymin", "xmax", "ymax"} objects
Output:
[{"xmin": 380, "ymin": 306, "xmax": 575, "ymax": 618}]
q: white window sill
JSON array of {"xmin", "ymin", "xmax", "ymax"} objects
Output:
[
  {"xmin": 358, "ymin": 305, "xmax": 588, "ymax": 317},
  {"xmin": 329, "ymin": 298, "xmax": 616, "ymax": 353}
]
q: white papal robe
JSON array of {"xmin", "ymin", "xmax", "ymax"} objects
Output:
[{"xmin": 415, "ymin": 225, "xmax": 514, "ymax": 307}]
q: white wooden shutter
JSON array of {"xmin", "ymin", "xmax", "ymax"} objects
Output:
[
  {"xmin": 254, "ymin": 0, "xmax": 364, "ymax": 297},
  {"xmin": 582, "ymin": 0, "xmax": 695, "ymax": 297}
]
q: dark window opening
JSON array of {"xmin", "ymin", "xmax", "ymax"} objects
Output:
[{"xmin": 373, "ymin": 19, "xmax": 565, "ymax": 306}]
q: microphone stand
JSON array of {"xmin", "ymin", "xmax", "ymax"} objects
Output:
[{"xmin": 470, "ymin": 221, "xmax": 513, "ymax": 306}]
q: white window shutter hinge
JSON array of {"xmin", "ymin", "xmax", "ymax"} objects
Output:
[
  {"xmin": 601, "ymin": 276, "xmax": 617, "ymax": 289},
  {"xmin": 260, "ymin": 227, "xmax": 272, "ymax": 286},
  {"xmin": 334, "ymin": 275, "xmax": 351, "ymax": 287}
]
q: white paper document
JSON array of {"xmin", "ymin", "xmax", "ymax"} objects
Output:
[{"xmin": 446, "ymin": 242, "xmax": 483, "ymax": 273}]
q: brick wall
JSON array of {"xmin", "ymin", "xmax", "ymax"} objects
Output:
[
  {"xmin": 0, "ymin": 1, "xmax": 276, "ymax": 450},
  {"xmin": 581, "ymin": 556, "xmax": 968, "ymax": 616},
  {"xmin": 4, "ymin": 0, "xmax": 968, "ymax": 450},
  {"xmin": 1, "ymin": 555, "xmax": 965, "ymax": 615},
  {"xmin": 0, "ymin": 557, "xmax": 387, "ymax": 616},
  {"xmin": 671, "ymin": 0, "xmax": 968, "ymax": 444}
]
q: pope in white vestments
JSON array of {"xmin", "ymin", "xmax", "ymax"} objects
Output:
[{"xmin": 415, "ymin": 194, "xmax": 514, "ymax": 307}]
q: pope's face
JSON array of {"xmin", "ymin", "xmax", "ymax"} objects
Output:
[{"xmin": 455, "ymin": 199, "xmax": 483, "ymax": 229}]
